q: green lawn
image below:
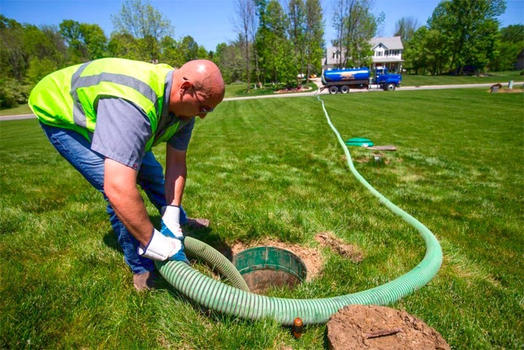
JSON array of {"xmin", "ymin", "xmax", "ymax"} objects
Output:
[
  {"xmin": 0, "ymin": 104, "xmax": 32, "ymax": 116},
  {"xmin": 402, "ymin": 70, "xmax": 524, "ymax": 86},
  {"xmin": 1, "ymin": 89, "xmax": 523, "ymax": 349},
  {"xmin": 224, "ymin": 82, "xmax": 318, "ymax": 98}
]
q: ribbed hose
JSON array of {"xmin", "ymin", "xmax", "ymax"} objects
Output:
[
  {"xmin": 180, "ymin": 236, "xmax": 250, "ymax": 292},
  {"xmin": 156, "ymin": 95, "xmax": 443, "ymax": 325}
]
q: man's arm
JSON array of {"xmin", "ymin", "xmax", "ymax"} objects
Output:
[
  {"xmin": 104, "ymin": 158, "xmax": 153, "ymax": 246},
  {"xmin": 164, "ymin": 143, "xmax": 187, "ymax": 206}
]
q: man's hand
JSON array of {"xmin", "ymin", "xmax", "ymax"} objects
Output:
[
  {"xmin": 161, "ymin": 205, "xmax": 183, "ymax": 238},
  {"xmin": 137, "ymin": 229, "xmax": 189, "ymax": 263}
]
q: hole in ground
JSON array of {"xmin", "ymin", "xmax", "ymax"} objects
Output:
[{"xmin": 233, "ymin": 246, "xmax": 307, "ymax": 294}]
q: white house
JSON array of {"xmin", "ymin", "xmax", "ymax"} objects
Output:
[
  {"xmin": 369, "ymin": 36, "xmax": 404, "ymax": 72},
  {"xmin": 323, "ymin": 36, "xmax": 404, "ymax": 72}
]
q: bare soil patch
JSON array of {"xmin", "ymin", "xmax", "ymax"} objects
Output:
[
  {"xmin": 342, "ymin": 153, "xmax": 392, "ymax": 165},
  {"xmin": 231, "ymin": 239, "xmax": 325, "ymax": 281},
  {"xmin": 493, "ymin": 88, "xmax": 523, "ymax": 93},
  {"xmin": 315, "ymin": 232, "xmax": 364, "ymax": 263},
  {"xmin": 241, "ymin": 270, "xmax": 302, "ymax": 294},
  {"xmin": 327, "ymin": 305, "xmax": 450, "ymax": 350}
]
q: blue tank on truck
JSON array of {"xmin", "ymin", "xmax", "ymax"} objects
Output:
[
  {"xmin": 322, "ymin": 68, "xmax": 370, "ymax": 83},
  {"xmin": 322, "ymin": 67, "xmax": 401, "ymax": 94}
]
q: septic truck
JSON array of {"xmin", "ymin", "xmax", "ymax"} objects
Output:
[{"xmin": 321, "ymin": 67, "xmax": 402, "ymax": 94}]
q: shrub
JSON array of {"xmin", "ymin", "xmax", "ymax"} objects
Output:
[{"xmin": 0, "ymin": 78, "xmax": 31, "ymax": 109}]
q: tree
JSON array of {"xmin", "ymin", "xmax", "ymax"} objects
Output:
[
  {"xmin": 332, "ymin": 0, "xmax": 379, "ymax": 68},
  {"xmin": 0, "ymin": 16, "xmax": 29, "ymax": 80},
  {"xmin": 112, "ymin": 0, "xmax": 172, "ymax": 61},
  {"xmin": 59, "ymin": 20, "xmax": 83, "ymax": 59},
  {"xmin": 60, "ymin": 20, "xmax": 107, "ymax": 61},
  {"xmin": 394, "ymin": 17, "xmax": 419, "ymax": 44},
  {"xmin": 234, "ymin": 0, "xmax": 256, "ymax": 88},
  {"xmin": 159, "ymin": 36, "xmax": 185, "ymax": 67},
  {"xmin": 489, "ymin": 24, "xmax": 524, "ymax": 70},
  {"xmin": 288, "ymin": 0, "xmax": 306, "ymax": 83},
  {"xmin": 79, "ymin": 24, "xmax": 107, "ymax": 60},
  {"xmin": 404, "ymin": 26, "xmax": 450, "ymax": 75},
  {"xmin": 23, "ymin": 25, "xmax": 66, "ymax": 81},
  {"xmin": 179, "ymin": 35, "xmax": 199, "ymax": 62},
  {"xmin": 107, "ymin": 32, "xmax": 141, "ymax": 60},
  {"xmin": 262, "ymin": 0, "xmax": 296, "ymax": 85},
  {"xmin": 254, "ymin": 0, "xmax": 269, "ymax": 84},
  {"xmin": 429, "ymin": 0, "xmax": 506, "ymax": 74},
  {"xmin": 213, "ymin": 40, "xmax": 245, "ymax": 83},
  {"xmin": 304, "ymin": 0, "xmax": 324, "ymax": 80}
]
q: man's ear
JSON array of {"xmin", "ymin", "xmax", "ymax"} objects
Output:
[{"xmin": 179, "ymin": 80, "xmax": 192, "ymax": 96}]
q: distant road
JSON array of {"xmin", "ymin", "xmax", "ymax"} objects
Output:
[
  {"xmin": 1, "ymin": 81, "xmax": 521, "ymax": 121},
  {"xmin": 0, "ymin": 114, "xmax": 36, "ymax": 121},
  {"xmin": 224, "ymin": 81, "xmax": 523, "ymax": 101}
]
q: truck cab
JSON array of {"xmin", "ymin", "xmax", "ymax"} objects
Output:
[{"xmin": 373, "ymin": 67, "xmax": 402, "ymax": 91}]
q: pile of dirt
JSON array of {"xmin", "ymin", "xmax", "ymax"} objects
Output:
[
  {"xmin": 315, "ymin": 232, "xmax": 364, "ymax": 263},
  {"xmin": 327, "ymin": 305, "xmax": 450, "ymax": 350},
  {"xmin": 231, "ymin": 239, "xmax": 325, "ymax": 281},
  {"xmin": 490, "ymin": 88, "xmax": 523, "ymax": 93}
]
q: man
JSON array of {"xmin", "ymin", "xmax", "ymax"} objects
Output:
[{"xmin": 28, "ymin": 58, "xmax": 225, "ymax": 290}]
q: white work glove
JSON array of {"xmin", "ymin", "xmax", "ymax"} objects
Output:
[
  {"xmin": 137, "ymin": 206, "xmax": 189, "ymax": 263},
  {"xmin": 137, "ymin": 228, "xmax": 188, "ymax": 262},
  {"xmin": 161, "ymin": 205, "xmax": 183, "ymax": 239}
]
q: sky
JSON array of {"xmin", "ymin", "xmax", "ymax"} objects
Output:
[{"xmin": 1, "ymin": 0, "xmax": 523, "ymax": 51}]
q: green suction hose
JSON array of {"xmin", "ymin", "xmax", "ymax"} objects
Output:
[
  {"xmin": 156, "ymin": 95, "xmax": 443, "ymax": 325},
  {"xmin": 180, "ymin": 236, "xmax": 250, "ymax": 292}
]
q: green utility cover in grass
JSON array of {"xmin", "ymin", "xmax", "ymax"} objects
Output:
[
  {"xmin": 345, "ymin": 137, "xmax": 374, "ymax": 147},
  {"xmin": 233, "ymin": 246, "xmax": 307, "ymax": 282}
]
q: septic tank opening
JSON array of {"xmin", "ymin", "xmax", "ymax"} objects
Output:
[{"xmin": 233, "ymin": 246, "xmax": 307, "ymax": 294}]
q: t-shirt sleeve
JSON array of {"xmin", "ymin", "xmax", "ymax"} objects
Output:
[
  {"xmin": 167, "ymin": 118, "xmax": 195, "ymax": 151},
  {"xmin": 91, "ymin": 98, "xmax": 152, "ymax": 170}
]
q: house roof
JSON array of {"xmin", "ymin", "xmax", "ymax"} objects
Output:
[{"xmin": 370, "ymin": 36, "xmax": 403, "ymax": 50}]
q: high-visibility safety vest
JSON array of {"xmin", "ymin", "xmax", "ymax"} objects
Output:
[{"xmin": 29, "ymin": 58, "xmax": 179, "ymax": 151}]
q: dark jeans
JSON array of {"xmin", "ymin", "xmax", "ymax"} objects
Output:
[{"xmin": 40, "ymin": 123, "xmax": 188, "ymax": 274}]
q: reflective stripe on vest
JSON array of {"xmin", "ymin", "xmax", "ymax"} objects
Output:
[{"xmin": 70, "ymin": 61, "xmax": 160, "ymax": 129}]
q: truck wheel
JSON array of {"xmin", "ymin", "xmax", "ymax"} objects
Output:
[
  {"xmin": 386, "ymin": 83, "xmax": 396, "ymax": 91},
  {"xmin": 340, "ymin": 85, "xmax": 350, "ymax": 94},
  {"xmin": 329, "ymin": 86, "xmax": 339, "ymax": 94}
]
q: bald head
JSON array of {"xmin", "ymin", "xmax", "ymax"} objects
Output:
[
  {"xmin": 169, "ymin": 59, "xmax": 225, "ymax": 119},
  {"xmin": 177, "ymin": 59, "xmax": 225, "ymax": 103}
]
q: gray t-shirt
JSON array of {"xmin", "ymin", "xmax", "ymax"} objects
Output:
[{"xmin": 90, "ymin": 71, "xmax": 194, "ymax": 170}]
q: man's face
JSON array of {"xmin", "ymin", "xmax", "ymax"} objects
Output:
[{"xmin": 174, "ymin": 84, "xmax": 221, "ymax": 120}]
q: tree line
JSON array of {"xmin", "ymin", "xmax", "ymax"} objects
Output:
[
  {"xmin": 0, "ymin": 0, "xmax": 214, "ymax": 108},
  {"xmin": 215, "ymin": 0, "xmax": 324, "ymax": 88},
  {"xmin": 1, "ymin": 0, "xmax": 522, "ymax": 108}
]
